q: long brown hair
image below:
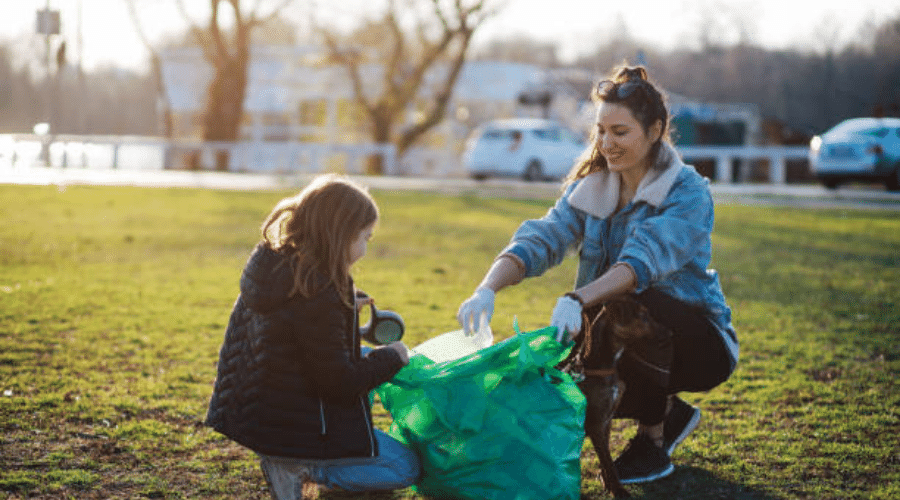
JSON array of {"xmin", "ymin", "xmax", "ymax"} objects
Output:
[
  {"xmin": 261, "ymin": 174, "xmax": 378, "ymax": 307},
  {"xmin": 565, "ymin": 65, "xmax": 671, "ymax": 185}
]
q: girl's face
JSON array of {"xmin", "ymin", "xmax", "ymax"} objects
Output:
[
  {"xmin": 594, "ymin": 101, "xmax": 661, "ymax": 176},
  {"xmin": 348, "ymin": 223, "xmax": 375, "ymax": 266}
]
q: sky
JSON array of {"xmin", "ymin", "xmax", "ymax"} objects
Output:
[{"xmin": 1, "ymin": 0, "xmax": 896, "ymax": 74}]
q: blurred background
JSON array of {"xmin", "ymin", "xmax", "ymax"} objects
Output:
[{"xmin": 1, "ymin": 0, "xmax": 898, "ymax": 183}]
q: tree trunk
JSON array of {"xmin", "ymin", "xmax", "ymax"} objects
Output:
[
  {"xmin": 367, "ymin": 112, "xmax": 392, "ymax": 175},
  {"xmin": 202, "ymin": 56, "xmax": 248, "ymax": 171}
]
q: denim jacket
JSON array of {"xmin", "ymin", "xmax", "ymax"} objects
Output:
[{"xmin": 503, "ymin": 143, "xmax": 739, "ymax": 369}]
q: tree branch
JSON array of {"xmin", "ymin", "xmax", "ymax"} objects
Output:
[
  {"xmin": 383, "ymin": 7, "xmax": 407, "ymax": 111},
  {"xmin": 397, "ymin": 1, "xmax": 494, "ymax": 152},
  {"xmin": 398, "ymin": 30, "xmax": 474, "ymax": 152},
  {"xmin": 320, "ymin": 0, "xmax": 501, "ymax": 163},
  {"xmin": 174, "ymin": 0, "xmax": 219, "ymax": 64},
  {"xmin": 248, "ymin": 0, "xmax": 295, "ymax": 27},
  {"xmin": 125, "ymin": 0, "xmax": 172, "ymax": 137},
  {"xmin": 125, "ymin": 0, "xmax": 155, "ymax": 51},
  {"xmin": 322, "ymin": 31, "xmax": 375, "ymax": 116},
  {"xmin": 228, "ymin": 0, "xmax": 243, "ymax": 28},
  {"xmin": 207, "ymin": 0, "xmax": 232, "ymax": 65},
  {"xmin": 431, "ymin": 0, "xmax": 451, "ymax": 33}
]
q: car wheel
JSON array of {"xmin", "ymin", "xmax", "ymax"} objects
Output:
[
  {"xmin": 885, "ymin": 168, "xmax": 900, "ymax": 191},
  {"xmin": 822, "ymin": 177, "xmax": 841, "ymax": 190},
  {"xmin": 523, "ymin": 160, "xmax": 543, "ymax": 182}
]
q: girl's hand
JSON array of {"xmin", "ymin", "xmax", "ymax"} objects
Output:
[
  {"xmin": 384, "ymin": 341, "xmax": 410, "ymax": 366},
  {"xmin": 355, "ymin": 291, "xmax": 374, "ymax": 312}
]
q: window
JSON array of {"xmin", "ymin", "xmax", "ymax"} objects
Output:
[
  {"xmin": 560, "ymin": 128, "xmax": 583, "ymax": 144},
  {"xmin": 533, "ymin": 128, "xmax": 561, "ymax": 141},
  {"xmin": 865, "ymin": 128, "xmax": 889, "ymax": 139}
]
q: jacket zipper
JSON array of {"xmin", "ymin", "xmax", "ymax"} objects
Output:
[
  {"xmin": 317, "ymin": 289, "xmax": 355, "ymax": 438},
  {"xmin": 353, "ymin": 287, "xmax": 376, "ymax": 457}
]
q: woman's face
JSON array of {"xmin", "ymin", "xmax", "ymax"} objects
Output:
[
  {"xmin": 348, "ymin": 223, "xmax": 375, "ymax": 266},
  {"xmin": 594, "ymin": 102, "xmax": 661, "ymax": 176}
]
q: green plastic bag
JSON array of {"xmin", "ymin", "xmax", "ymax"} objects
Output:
[{"xmin": 376, "ymin": 326, "xmax": 586, "ymax": 500}]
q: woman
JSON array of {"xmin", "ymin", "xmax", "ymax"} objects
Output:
[{"xmin": 457, "ymin": 66, "xmax": 738, "ymax": 484}]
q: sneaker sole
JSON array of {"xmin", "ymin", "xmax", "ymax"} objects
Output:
[
  {"xmin": 619, "ymin": 463, "xmax": 675, "ymax": 484},
  {"xmin": 666, "ymin": 408, "xmax": 702, "ymax": 456}
]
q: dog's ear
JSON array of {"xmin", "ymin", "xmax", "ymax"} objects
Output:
[{"xmin": 607, "ymin": 298, "xmax": 654, "ymax": 344}]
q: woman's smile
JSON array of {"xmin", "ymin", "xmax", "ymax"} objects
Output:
[{"xmin": 604, "ymin": 149, "xmax": 626, "ymax": 162}]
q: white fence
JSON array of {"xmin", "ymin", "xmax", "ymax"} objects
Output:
[
  {"xmin": 0, "ymin": 134, "xmax": 398, "ymax": 176},
  {"xmin": 1, "ymin": 134, "xmax": 810, "ymax": 184},
  {"xmin": 679, "ymin": 145, "xmax": 810, "ymax": 184}
]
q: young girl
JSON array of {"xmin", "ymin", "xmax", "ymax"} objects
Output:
[{"xmin": 206, "ymin": 174, "xmax": 420, "ymax": 497}]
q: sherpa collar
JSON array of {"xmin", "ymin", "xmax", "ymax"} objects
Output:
[{"xmin": 567, "ymin": 142, "xmax": 684, "ymax": 219}]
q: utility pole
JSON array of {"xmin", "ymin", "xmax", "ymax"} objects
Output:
[
  {"xmin": 36, "ymin": 1, "xmax": 61, "ymax": 166},
  {"xmin": 77, "ymin": 0, "xmax": 85, "ymax": 134}
]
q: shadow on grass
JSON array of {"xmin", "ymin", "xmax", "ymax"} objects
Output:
[
  {"xmin": 624, "ymin": 466, "xmax": 778, "ymax": 500},
  {"xmin": 306, "ymin": 467, "xmax": 777, "ymax": 500}
]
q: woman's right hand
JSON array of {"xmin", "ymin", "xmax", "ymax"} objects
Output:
[
  {"xmin": 456, "ymin": 287, "xmax": 495, "ymax": 335},
  {"xmin": 384, "ymin": 341, "xmax": 410, "ymax": 366}
]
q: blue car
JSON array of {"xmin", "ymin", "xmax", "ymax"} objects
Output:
[{"xmin": 809, "ymin": 117, "xmax": 900, "ymax": 190}]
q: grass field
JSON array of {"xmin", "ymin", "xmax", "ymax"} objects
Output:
[{"xmin": 1, "ymin": 182, "xmax": 898, "ymax": 499}]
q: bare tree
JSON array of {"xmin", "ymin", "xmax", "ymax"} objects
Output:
[
  {"xmin": 127, "ymin": 0, "xmax": 297, "ymax": 169},
  {"xmin": 173, "ymin": 0, "xmax": 296, "ymax": 169},
  {"xmin": 320, "ymin": 0, "xmax": 497, "ymax": 174},
  {"xmin": 126, "ymin": 0, "xmax": 173, "ymax": 138}
]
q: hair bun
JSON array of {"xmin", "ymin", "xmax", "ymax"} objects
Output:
[{"xmin": 615, "ymin": 65, "xmax": 649, "ymax": 83}]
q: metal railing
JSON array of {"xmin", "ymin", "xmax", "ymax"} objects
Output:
[
  {"xmin": 2, "ymin": 134, "xmax": 810, "ymax": 183},
  {"xmin": 0, "ymin": 134, "xmax": 398, "ymax": 175}
]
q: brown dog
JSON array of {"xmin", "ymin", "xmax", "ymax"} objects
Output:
[{"xmin": 558, "ymin": 296, "xmax": 673, "ymax": 498}]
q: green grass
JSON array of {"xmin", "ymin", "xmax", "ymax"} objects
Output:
[{"xmin": 1, "ymin": 183, "xmax": 898, "ymax": 499}]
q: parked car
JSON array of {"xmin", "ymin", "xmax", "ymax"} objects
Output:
[
  {"xmin": 462, "ymin": 118, "xmax": 585, "ymax": 181},
  {"xmin": 809, "ymin": 117, "xmax": 900, "ymax": 190}
]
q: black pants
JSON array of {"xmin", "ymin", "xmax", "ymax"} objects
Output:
[{"xmin": 614, "ymin": 288, "xmax": 734, "ymax": 426}]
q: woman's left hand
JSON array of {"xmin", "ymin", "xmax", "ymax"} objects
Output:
[{"xmin": 551, "ymin": 295, "xmax": 583, "ymax": 343}]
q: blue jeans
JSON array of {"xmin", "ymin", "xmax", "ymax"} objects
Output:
[
  {"xmin": 259, "ymin": 429, "xmax": 420, "ymax": 495},
  {"xmin": 259, "ymin": 348, "xmax": 419, "ymax": 496}
]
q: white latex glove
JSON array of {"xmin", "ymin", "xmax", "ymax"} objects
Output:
[
  {"xmin": 551, "ymin": 295, "xmax": 583, "ymax": 343},
  {"xmin": 457, "ymin": 287, "xmax": 495, "ymax": 336}
]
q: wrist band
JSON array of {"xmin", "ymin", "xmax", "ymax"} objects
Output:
[{"xmin": 563, "ymin": 292, "xmax": 584, "ymax": 307}]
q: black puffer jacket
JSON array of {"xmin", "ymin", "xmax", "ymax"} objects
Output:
[{"xmin": 205, "ymin": 243, "xmax": 405, "ymax": 459}]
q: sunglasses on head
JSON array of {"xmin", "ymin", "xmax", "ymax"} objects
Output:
[{"xmin": 596, "ymin": 79, "xmax": 645, "ymax": 100}]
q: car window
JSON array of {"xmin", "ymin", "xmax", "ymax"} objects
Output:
[
  {"xmin": 864, "ymin": 128, "xmax": 889, "ymax": 139},
  {"xmin": 482, "ymin": 130, "xmax": 504, "ymax": 140},
  {"xmin": 560, "ymin": 128, "xmax": 582, "ymax": 144},
  {"xmin": 533, "ymin": 128, "xmax": 561, "ymax": 141}
]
